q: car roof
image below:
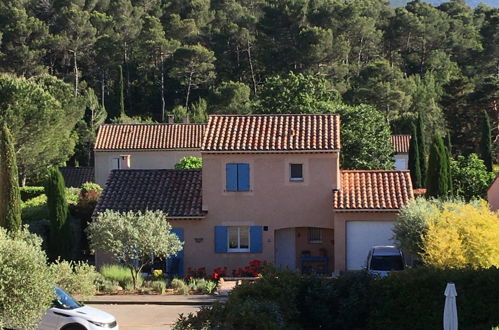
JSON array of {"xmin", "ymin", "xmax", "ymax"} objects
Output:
[{"xmin": 371, "ymin": 246, "xmax": 402, "ymax": 256}]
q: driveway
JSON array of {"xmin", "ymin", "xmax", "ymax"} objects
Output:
[{"xmin": 88, "ymin": 304, "xmax": 202, "ymax": 329}]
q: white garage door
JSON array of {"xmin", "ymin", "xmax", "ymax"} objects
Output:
[{"xmin": 346, "ymin": 221, "xmax": 395, "ymax": 270}]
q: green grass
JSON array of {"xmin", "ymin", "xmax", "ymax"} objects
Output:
[{"xmin": 100, "ymin": 264, "xmax": 141, "ymax": 288}]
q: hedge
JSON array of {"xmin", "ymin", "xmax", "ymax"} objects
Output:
[
  {"xmin": 174, "ymin": 267, "xmax": 499, "ymax": 330},
  {"xmin": 369, "ymin": 267, "xmax": 499, "ymax": 330},
  {"xmin": 20, "ymin": 186, "xmax": 45, "ymax": 202}
]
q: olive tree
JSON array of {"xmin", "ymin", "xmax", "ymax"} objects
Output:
[
  {"xmin": 0, "ymin": 227, "xmax": 53, "ymax": 329},
  {"xmin": 87, "ymin": 210, "xmax": 183, "ymax": 289}
]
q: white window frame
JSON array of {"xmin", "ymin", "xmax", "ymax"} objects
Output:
[
  {"xmin": 308, "ymin": 228, "xmax": 322, "ymax": 243},
  {"xmin": 227, "ymin": 226, "xmax": 250, "ymax": 252},
  {"xmin": 289, "ymin": 163, "xmax": 304, "ymax": 181}
]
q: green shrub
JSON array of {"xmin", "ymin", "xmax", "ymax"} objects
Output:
[
  {"xmin": 50, "ymin": 259, "xmax": 101, "ymax": 300},
  {"xmin": 66, "ymin": 187, "xmax": 80, "ymax": 205},
  {"xmin": 20, "ymin": 186, "xmax": 45, "ymax": 202},
  {"xmin": 144, "ymin": 279, "xmax": 167, "ymax": 294},
  {"xmin": 100, "ymin": 264, "xmax": 142, "ymax": 289},
  {"xmin": 81, "ymin": 182, "xmax": 103, "ymax": 194},
  {"xmin": 21, "ymin": 194, "xmax": 49, "ymax": 223},
  {"xmin": 171, "ymin": 278, "xmax": 190, "ymax": 295},
  {"xmin": 96, "ymin": 279, "xmax": 120, "ymax": 294},
  {"xmin": 188, "ymin": 278, "xmax": 217, "ymax": 294},
  {"xmin": 369, "ymin": 267, "xmax": 499, "ymax": 330},
  {"xmin": 0, "ymin": 228, "xmax": 54, "ymax": 329}
]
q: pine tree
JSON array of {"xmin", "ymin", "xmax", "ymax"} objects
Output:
[
  {"xmin": 480, "ymin": 110, "xmax": 493, "ymax": 172},
  {"xmin": 45, "ymin": 167, "xmax": 71, "ymax": 260},
  {"xmin": 416, "ymin": 116, "xmax": 427, "ymax": 186},
  {"xmin": 0, "ymin": 123, "xmax": 21, "ymax": 232},
  {"xmin": 426, "ymin": 136, "xmax": 451, "ymax": 198},
  {"xmin": 408, "ymin": 123, "xmax": 422, "ymax": 188},
  {"xmin": 118, "ymin": 65, "xmax": 125, "ymax": 118}
]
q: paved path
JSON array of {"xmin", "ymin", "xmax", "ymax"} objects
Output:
[
  {"xmin": 86, "ymin": 294, "xmax": 225, "ymax": 305},
  {"xmin": 88, "ymin": 304, "xmax": 201, "ymax": 329}
]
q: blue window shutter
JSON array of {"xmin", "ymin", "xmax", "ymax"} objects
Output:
[
  {"xmin": 226, "ymin": 164, "xmax": 238, "ymax": 191},
  {"xmin": 167, "ymin": 228, "xmax": 184, "ymax": 277},
  {"xmin": 215, "ymin": 226, "xmax": 228, "ymax": 253},
  {"xmin": 237, "ymin": 163, "xmax": 250, "ymax": 191},
  {"xmin": 250, "ymin": 226, "xmax": 263, "ymax": 253}
]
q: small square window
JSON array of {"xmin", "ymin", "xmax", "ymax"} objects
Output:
[
  {"xmin": 308, "ymin": 228, "xmax": 321, "ymax": 243},
  {"xmin": 290, "ymin": 164, "xmax": 303, "ymax": 181}
]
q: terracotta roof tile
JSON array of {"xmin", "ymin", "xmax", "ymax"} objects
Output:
[
  {"xmin": 94, "ymin": 124, "xmax": 206, "ymax": 150},
  {"xmin": 59, "ymin": 167, "xmax": 94, "ymax": 188},
  {"xmin": 391, "ymin": 135, "xmax": 411, "ymax": 153},
  {"xmin": 333, "ymin": 170, "xmax": 414, "ymax": 210},
  {"xmin": 202, "ymin": 114, "xmax": 340, "ymax": 152},
  {"xmin": 94, "ymin": 169, "xmax": 203, "ymax": 218}
]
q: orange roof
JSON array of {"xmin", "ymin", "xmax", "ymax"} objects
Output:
[
  {"xmin": 391, "ymin": 135, "xmax": 411, "ymax": 153},
  {"xmin": 202, "ymin": 114, "xmax": 341, "ymax": 152},
  {"xmin": 94, "ymin": 124, "xmax": 206, "ymax": 151},
  {"xmin": 333, "ymin": 170, "xmax": 414, "ymax": 211}
]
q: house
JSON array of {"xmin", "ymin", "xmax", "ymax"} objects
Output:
[
  {"xmin": 488, "ymin": 175, "xmax": 499, "ymax": 211},
  {"xmin": 391, "ymin": 135, "xmax": 411, "ymax": 170},
  {"xmin": 94, "ymin": 114, "xmax": 414, "ymax": 275},
  {"xmin": 59, "ymin": 167, "xmax": 95, "ymax": 188},
  {"xmin": 93, "ymin": 123, "xmax": 205, "ymax": 186}
]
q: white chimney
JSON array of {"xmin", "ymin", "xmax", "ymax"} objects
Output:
[{"xmin": 120, "ymin": 155, "xmax": 131, "ymax": 169}]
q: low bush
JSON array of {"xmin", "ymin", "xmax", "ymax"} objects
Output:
[
  {"xmin": 50, "ymin": 259, "xmax": 101, "ymax": 300},
  {"xmin": 144, "ymin": 279, "xmax": 167, "ymax": 294},
  {"xmin": 20, "ymin": 186, "xmax": 45, "ymax": 201},
  {"xmin": 188, "ymin": 278, "xmax": 218, "ymax": 294},
  {"xmin": 171, "ymin": 278, "xmax": 190, "ymax": 295},
  {"xmin": 21, "ymin": 194, "xmax": 49, "ymax": 223},
  {"xmin": 66, "ymin": 187, "xmax": 80, "ymax": 205},
  {"xmin": 100, "ymin": 264, "xmax": 142, "ymax": 289}
]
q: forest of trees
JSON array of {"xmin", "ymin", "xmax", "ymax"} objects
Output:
[{"xmin": 0, "ymin": 0, "xmax": 497, "ymax": 173}]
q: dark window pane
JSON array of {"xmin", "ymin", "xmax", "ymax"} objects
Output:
[
  {"xmin": 290, "ymin": 164, "xmax": 303, "ymax": 179},
  {"xmin": 370, "ymin": 256, "xmax": 404, "ymax": 271}
]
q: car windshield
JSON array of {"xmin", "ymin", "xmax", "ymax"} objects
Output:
[
  {"xmin": 370, "ymin": 255, "xmax": 404, "ymax": 271},
  {"xmin": 54, "ymin": 287, "xmax": 82, "ymax": 310}
]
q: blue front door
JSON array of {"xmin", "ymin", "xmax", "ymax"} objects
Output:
[{"xmin": 167, "ymin": 228, "xmax": 184, "ymax": 277}]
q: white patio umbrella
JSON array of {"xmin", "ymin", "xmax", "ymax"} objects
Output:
[{"xmin": 443, "ymin": 282, "xmax": 458, "ymax": 330}]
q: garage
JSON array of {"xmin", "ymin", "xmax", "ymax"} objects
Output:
[{"xmin": 346, "ymin": 221, "xmax": 395, "ymax": 270}]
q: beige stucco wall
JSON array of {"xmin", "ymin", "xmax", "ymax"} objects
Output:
[
  {"xmin": 488, "ymin": 178, "xmax": 499, "ymax": 211},
  {"xmin": 94, "ymin": 150, "xmax": 201, "ymax": 186},
  {"xmin": 333, "ymin": 211, "xmax": 398, "ymax": 272}
]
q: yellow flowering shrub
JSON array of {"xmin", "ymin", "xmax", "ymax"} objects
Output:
[{"xmin": 421, "ymin": 201, "xmax": 499, "ymax": 269}]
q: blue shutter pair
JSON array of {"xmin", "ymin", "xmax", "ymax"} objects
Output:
[
  {"xmin": 167, "ymin": 228, "xmax": 184, "ymax": 277},
  {"xmin": 214, "ymin": 226, "xmax": 263, "ymax": 253},
  {"xmin": 226, "ymin": 163, "xmax": 250, "ymax": 191}
]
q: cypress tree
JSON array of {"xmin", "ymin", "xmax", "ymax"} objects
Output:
[
  {"xmin": 426, "ymin": 136, "xmax": 450, "ymax": 198},
  {"xmin": 480, "ymin": 110, "xmax": 493, "ymax": 172},
  {"xmin": 408, "ymin": 122, "xmax": 422, "ymax": 188},
  {"xmin": 0, "ymin": 123, "xmax": 21, "ymax": 231},
  {"xmin": 416, "ymin": 116, "xmax": 427, "ymax": 186},
  {"xmin": 118, "ymin": 65, "xmax": 125, "ymax": 118},
  {"xmin": 46, "ymin": 167, "xmax": 71, "ymax": 260}
]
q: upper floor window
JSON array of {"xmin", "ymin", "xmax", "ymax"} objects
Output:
[
  {"xmin": 290, "ymin": 163, "xmax": 303, "ymax": 181},
  {"xmin": 226, "ymin": 163, "xmax": 250, "ymax": 191}
]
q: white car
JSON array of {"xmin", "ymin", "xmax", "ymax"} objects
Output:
[
  {"xmin": 37, "ymin": 287, "xmax": 118, "ymax": 330},
  {"xmin": 366, "ymin": 246, "xmax": 405, "ymax": 278}
]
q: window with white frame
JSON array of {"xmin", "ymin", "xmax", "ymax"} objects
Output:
[
  {"xmin": 308, "ymin": 228, "xmax": 321, "ymax": 243},
  {"xmin": 228, "ymin": 226, "xmax": 250, "ymax": 252}
]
